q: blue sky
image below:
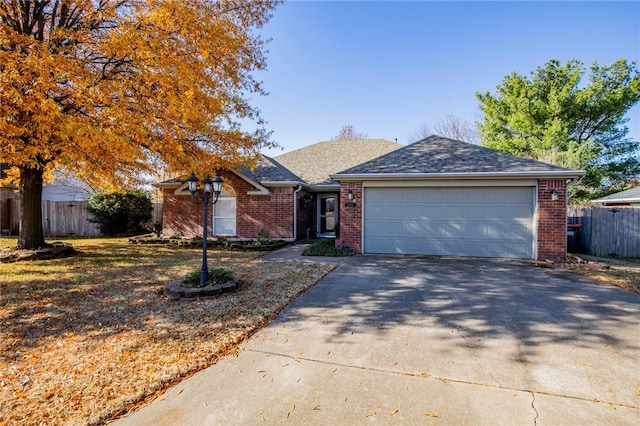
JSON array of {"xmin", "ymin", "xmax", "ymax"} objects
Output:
[{"xmin": 253, "ymin": 1, "xmax": 640, "ymax": 156}]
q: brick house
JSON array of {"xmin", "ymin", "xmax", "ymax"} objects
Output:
[
  {"xmin": 159, "ymin": 139, "xmax": 401, "ymax": 241},
  {"xmin": 159, "ymin": 136, "xmax": 583, "ymax": 261}
]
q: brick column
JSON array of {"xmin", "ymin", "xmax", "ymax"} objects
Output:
[
  {"xmin": 537, "ymin": 179, "xmax": 567, "ymax": 262},
  {"xmin": 340, "ymin": 182, "xmax": 362, "ymax": 253}
]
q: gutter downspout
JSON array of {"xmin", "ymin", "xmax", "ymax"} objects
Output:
[{"xmin": 293, "ymin": 185, "xmax": 302, "ymax": 241}]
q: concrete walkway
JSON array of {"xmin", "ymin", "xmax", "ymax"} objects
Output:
[{"xmin": 114, "ymin": 255, "xmax": 640, "ymax": 425}]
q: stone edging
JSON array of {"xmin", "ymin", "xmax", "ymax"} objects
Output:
[
  {"xmin": 164, "ymin": 279, "xmax": 239, "ymax": 300},
  {"xmin": 0, "ymin": 242, "xmax": 78, "ymax": 263}
]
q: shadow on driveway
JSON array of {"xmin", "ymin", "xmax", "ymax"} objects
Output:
[{"xmin": 262, "ymin": 255, "xmax": 639, "ymax": 402}]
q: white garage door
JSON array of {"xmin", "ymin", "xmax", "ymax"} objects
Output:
[{"xmin": 364, "ymin": 187, "xmax": 535, "ymax": 258}]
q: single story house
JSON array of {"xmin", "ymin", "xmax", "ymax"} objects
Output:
[
  {"xmin": 591, "ymin": 186, "xmax": 640, "ymax": 207},
  {"xmin": 159, "ymin": 138, "xmax": 401, "ymax": 241},
  {"xmin": 159, "ymin": 135, "xmax": 584, "ymax": 261}
]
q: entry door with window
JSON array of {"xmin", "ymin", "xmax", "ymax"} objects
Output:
[{"xmin": 318, "ymin": 194, "xmax": 337, "ymax": 237}]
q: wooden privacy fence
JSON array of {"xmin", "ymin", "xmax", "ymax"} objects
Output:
[
  {"xmin": 568, "ymin": 207, "xmax": 640, "ymax": 258},
  {"xmin": 9, "ymin": 199, "xmax": 163, "ymax": 237}
]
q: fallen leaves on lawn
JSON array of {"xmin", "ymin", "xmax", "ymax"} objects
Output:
[
  {"xmin": 569, "ymin": 265, "xmax": 640, "ymax": 295},
  {"xmin": 0, "ymin": 238, "xmax": 335, "ymax": 426}
]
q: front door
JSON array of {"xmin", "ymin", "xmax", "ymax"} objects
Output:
[{"xmin": 317, "ymin": 194, "xmax": 338, "ymax": 237}]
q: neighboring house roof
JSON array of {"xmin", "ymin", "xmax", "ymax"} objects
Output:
[
  {"xmin": 333, "ymin": 135, "xmax": 584, "ymax": 180},
  {"xmin": 591, "ymin": 186, "xmax": 640, "ymax": 204},
  {"xmin": 41, "ymin": 171, "xmax": 93, "ymax": 201},
  {"xmin": 275, "ymin": 139, "xmax": 402, "ymax": 186}
]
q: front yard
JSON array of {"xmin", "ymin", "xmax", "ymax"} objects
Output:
[
  {"xmin": 1, "ymin": 237, "xmax": 638, "ymax": 426},
  {"xmin": 0, "ymin": 238, "xmax": 335, "ymax": 426}
]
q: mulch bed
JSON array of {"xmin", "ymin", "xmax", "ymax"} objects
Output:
[{"xmin": 0, "ymin": 242, "xmax": 79, "ymax": 263}]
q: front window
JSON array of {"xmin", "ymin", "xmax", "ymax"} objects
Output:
[{"xmin": 212, "ymin": 184, "xmax": 236, "ymax": 236}]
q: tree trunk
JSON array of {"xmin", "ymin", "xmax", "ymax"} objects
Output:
[{"xmin": 18, "ymin": 167, "xmax": 46, "ymax": 249}]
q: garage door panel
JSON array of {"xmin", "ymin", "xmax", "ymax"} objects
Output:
[
  {"xmin": 367, "ymin": 237, "xmax": 443, "ymax": 254},
  {"xmin": 364, "ymin": 187, "xmax": 534, "ymax": 259}
]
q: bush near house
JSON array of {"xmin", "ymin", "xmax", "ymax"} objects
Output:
[
  {"xmin": 302, "ymin": 239, "xmax": 353, "ymax": 257},
  {"xmin": 87, "ymin": 190, "xmax": 152, "ymax": 236}
]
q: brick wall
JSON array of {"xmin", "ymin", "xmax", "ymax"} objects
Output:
[
  {"xmin": 339, "ymin": 182, "xmax": 362, "ymax": 253},
  {"xmin": 162, "ymin": 190, "xmax": 204, "ymax": 237},
  {"xmin": 162, "ymin": 171, "xmax": 298, "ymax": 240},
  {"xmin": 537, "ymin": 179, "xmax": 567, "ymax": 262}
]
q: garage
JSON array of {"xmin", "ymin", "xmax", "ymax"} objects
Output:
[
  {"xmin": 363, "ymin": 186, "xmax": 535, "ymax": 258},
  {"xmin": 332, "ymin": 136, "xmax": 584, "ymax": 261}
]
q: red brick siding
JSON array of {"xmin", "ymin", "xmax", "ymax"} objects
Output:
[
  {"xmin": 339, "ymin": 182, "xmax": 363, "ymax": 253},
  {"xmin": 537, "ymin": 179, "xmax": 567, "ymax": 262},
  {"xmin": 162, "ymin": 171, "xmax": 296, "ymax": 239},
  {"xmin": 238, "ymin": 188, "xmax": 294, "ymax": 239},
  {"xmin": 162, "ymin": 190, "xmax": 204, "ymax": 237}
]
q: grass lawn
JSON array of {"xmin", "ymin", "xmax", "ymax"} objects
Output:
[{"xmin": 0, "ymin": 238, "xmax": 335, "ymax": 426}]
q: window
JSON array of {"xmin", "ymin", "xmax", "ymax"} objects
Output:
[{"xmin": 212, "ymin": 184, "xmax": 236, "ymax": 236}]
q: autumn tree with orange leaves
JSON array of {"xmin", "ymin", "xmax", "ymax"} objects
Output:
[{"xmin": 0, "ymin": 0, "xmax": 278, "ymax": 249}]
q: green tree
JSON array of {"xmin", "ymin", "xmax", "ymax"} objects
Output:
[{"xmin": 476, "ymin": 59, "xmax": 640, "ymax": 199}]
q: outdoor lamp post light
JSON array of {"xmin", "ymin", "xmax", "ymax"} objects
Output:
[{"xmin": 187, "ymin": 172, "xmax": 223, "ymax": 287}]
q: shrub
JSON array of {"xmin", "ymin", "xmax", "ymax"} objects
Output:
[
  {"xmin": 183, "ymin": 268, "xmax": 233, "ymax": 288},
  {"xmin": 87, "ymin": 190, "xmax": 153, "ymax": 236},
  {"xmin": 257, "ymin": 228, "xmax": 270, "ymax": 242},
  {"xmin": 302, "ymin": 239, "xmax": 353, "ymax": 257}
]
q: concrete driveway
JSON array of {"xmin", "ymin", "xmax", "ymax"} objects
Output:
[{"xmin": 115, "ymin": 256, "xmax": 640, "ymax": 425}]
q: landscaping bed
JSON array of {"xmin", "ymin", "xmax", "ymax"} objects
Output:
[
  {"xmin": 0, "ymin": 242, "xmax": 78, "ymax": 263},
  {"xmin": 0, "ymin": 237, "xmax": 335, "ymax": 425},
  {"xmin": 301, "ymin": 239, "xmax": 354, "ymax": 257},
  {"xmin": 129, "ymin": 234, "xmax": 289, "ymax": 251},
  {"xmin": 565, "ymin": 254, "xmax": 640, "ymax": 295}
]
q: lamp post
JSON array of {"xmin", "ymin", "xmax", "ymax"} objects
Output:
[{"xmin": 187, "ymin": 172, "xmax": 223, "ymax": 287}]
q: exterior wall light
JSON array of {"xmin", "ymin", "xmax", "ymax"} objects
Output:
[
  {"xmin": 345, "ymin": 189, "xmax": 356, "ymax": 209},
  {"xmin": 187, "ymin": 172, "xmax": 223, "ymax": 287},
  {"xmin": 551, "ymin": 189, "xmax": 559, "ymax": 201}
]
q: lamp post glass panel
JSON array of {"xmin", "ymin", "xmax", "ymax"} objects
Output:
[{"xmin": 187, "ymin": 173, "xmax": 223, "ymax": 287}]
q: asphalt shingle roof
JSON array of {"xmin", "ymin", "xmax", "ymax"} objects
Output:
[
  {"xmin": 592, "ymin": 186, "xmax": 640, "ymax": 203},
  {"xmin": 242, "ymin": 155, "xmax": 301, "ymax": 183},
  {"xmin": 336, "ymin": 135, "xmax": 578, "ymax": 176},
  {"xmin": 275, "ymin": 139, "xmax": 402, "ymax": 185}
]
